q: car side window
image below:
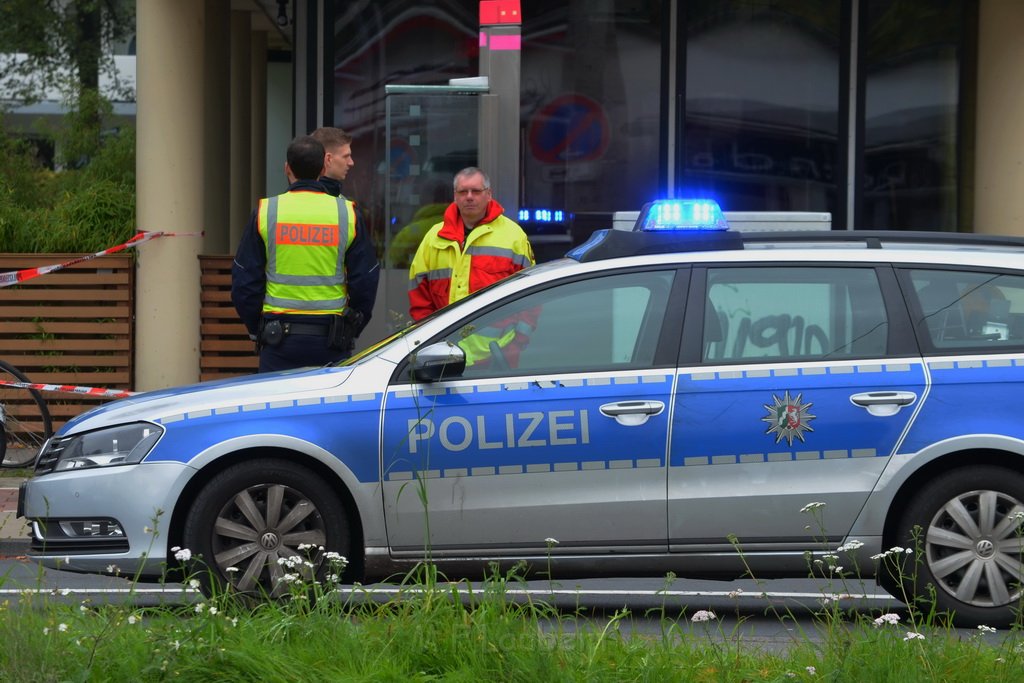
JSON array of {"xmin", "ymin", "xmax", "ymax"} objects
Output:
[
  {"xmin": 907, "ymin": 269, "xmax": 1024, "ymax": 351},
  {"xmin": 442, "ymin": 269, "xmax": 677, "ymax": 378},
  {"xmin": 703, "ymin": 266, "xmax": 888, "ymax": 362}
]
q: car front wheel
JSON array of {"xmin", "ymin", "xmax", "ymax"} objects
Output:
[
  {"xmin": 892, "ymin": 466, "xmax": 1024, "ymax": 627},
  {"xmin": 182, "ymin": 458, "xmax": 351, "ymax": 598}
]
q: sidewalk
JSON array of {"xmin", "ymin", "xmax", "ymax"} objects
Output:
[{"xmin": 0, "ymin": 478, "xmax": 30, "ymax": 556}]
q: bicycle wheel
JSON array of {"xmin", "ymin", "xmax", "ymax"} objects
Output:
[{"xmin": 0, "ymin": 360, "xmax": 53, "ymax": 468}]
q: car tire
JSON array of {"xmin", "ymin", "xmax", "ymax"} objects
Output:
[
  {"xmin": 182, "ymin": 458, "xmax": 351, "ymax": 598},
  {"xmin": 892, "ymin": 466, "xmax": 1024, "ymax": 627}
]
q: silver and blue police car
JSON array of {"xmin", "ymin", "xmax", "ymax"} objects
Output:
[{"xmin": 19, "ymin": 199, "xmax": 1024, "ymax": 626}]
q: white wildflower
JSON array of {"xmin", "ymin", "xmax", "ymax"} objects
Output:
[
  {"xmin": 690, "ymin": 609, "xmax": 716, "ymax": 623},
  {"xmin": 208, "ymin": 606, "xmax": 218, "ymax": 615},
  {"xmin": 195, "ymin": 603, "xmax": 206, "ymax": 614},
  {"xmin": 800, "ymin": 502, "xmax": 826, "ymax": 513},
  {"xmin": 806, "ymin": 666, "xmax": 816, "ymax": 675},
  {"xmin": 127, "ymin": 615, "xmax": 138, "ymax": 625},
  {"xmin": 904, "ymin": 631, "xmax": 925, "ymax": 641},
  {"xmin": 106, "ymin": 564, "xmax": 119, "ymax": 573},
  {"xmin": 230, "ymin": 617, "xmax": 239, "ymax": 627},
  {"xmin": 873, "ymin": 613, "xmax": 901, "ymax": 627},
  {"xmin": 837, "ymin": 540, "xmax": 864, "ymax": 552},
  {"xmin": 727, "ymin": 588, "xmax": 744, "ymax": 599},
  {"xmin": 189, "ymin": 579, "xmax": 201, "ymax": 589},
  {"xmin": 225, "ymin": 566, "xmax": 240, "ymax": 573},
  {"xmin": 43, "ymin": 627, "xmax": 50, "ymax": 635},
  {"xmin": 58, "ymin": 623, "xmax": 67, "ymax": 632},
  {"xmin": 173, "ymin": 548, "xmax": 192, "ymax": 562},
  {"xmin": 545, "ymin": 537, "xmax": 559, "ymax": 545},
  {"xmin": 977, "ymin": 625, "xmax": 997, "ymax": 634}
]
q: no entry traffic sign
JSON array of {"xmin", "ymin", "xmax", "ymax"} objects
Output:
[{"xmin": 528, "ymin": 93, "xmax": 610, "ymax": 164}]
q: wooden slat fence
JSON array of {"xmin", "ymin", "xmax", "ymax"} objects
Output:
[
  {"xmin": 0, "ymin": 254, "xmax": 134, "ymax": 437},
  {"xmin": 1, "ymin": 254, "xmax": 258, "ymax": 442},
  {"xmin": 199, "ymin": 256, "xmax": 259, "ymax": 380}
]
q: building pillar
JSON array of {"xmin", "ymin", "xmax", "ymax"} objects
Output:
[
  {"xmin": 135, "ymin": 0, "xmax": 205, "ymax": 390},
  {"xmin": 974, "ymin": 0, "xmax": 1024, "ymax": 236},
  {"xmin": 229, "ymin": 11, "xmax": 253, "ymax": 250},
  {"xmin": 251, "ymin": 31, "xmax": 269, "ymax": 205},
  {"xmin": 478, "ymin": 1, "xmax": 522, "ymax": 217},
  {"xmin": 203, "ymin": 0, "xmax": 230, "ymax": 255}
]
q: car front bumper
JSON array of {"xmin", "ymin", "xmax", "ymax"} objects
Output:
[{"xmin": 20, "ymin": 461, "xmax": 196, "ymax": 577}]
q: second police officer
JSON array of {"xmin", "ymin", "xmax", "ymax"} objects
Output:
[{"xmin": 231, "ymin": 135, "xmax": 379, "ymax": 373}]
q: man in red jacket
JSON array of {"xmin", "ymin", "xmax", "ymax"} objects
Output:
[{"xmin": 408, "ymin": 167, "xmax": 534, "ymax": 321}]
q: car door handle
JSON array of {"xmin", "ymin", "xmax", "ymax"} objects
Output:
[
  {"xmin": 850, "ymin": 391, "xmax": 917, "ymax": 417},
  {"xmin": 599, "ymin": 400, "xmax": 665, "ymax": 426}
]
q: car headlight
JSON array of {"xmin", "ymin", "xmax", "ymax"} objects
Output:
[{"xmin": 54, "ymin": 422, "xmax": 164, "ymax": 472}]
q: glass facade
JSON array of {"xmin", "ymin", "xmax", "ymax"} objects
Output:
[
  {"xmin": 680, "ymin": 1, "xmax": 841, "ymax": 214},
  {"xmin": 861, "ymin": 1, "xmax": 969, "ymax": 230},
  {"xmin": 330, "ymin": 0, "xmax": 972, "ymax": 253}
]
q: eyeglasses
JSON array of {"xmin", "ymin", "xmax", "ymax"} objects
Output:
[{"xmin": 455, "ymin": 187, "xmax": 489, "ymax": 197}]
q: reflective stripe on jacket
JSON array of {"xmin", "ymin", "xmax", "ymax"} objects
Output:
[
  {"xmin": 408, "ymin": 201, "xmax": 534, "ymax": 321},
  {"xmin": 257, "ymin": 190, "xmax": 357, "ymax": 315}
]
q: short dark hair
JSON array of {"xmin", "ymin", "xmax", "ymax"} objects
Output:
[
  {"xmin": 287, "ymin": 135, "xmax": 325, "ymax": 180},
  {"xmin": 310, "ymin": 126, "xmax": 353, "ymax": 150}
]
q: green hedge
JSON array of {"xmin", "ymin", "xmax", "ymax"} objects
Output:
[{"xmin": 0, "ymin": 128, "xmax": 136, "ymax": 253}]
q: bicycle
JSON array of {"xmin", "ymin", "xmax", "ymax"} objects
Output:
[{"xmin": 0, "ymin": 359, "xmax": 53, "ymax": 468}]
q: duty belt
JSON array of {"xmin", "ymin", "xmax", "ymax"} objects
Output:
[{"xmin": 281, "ymin": 321, "xmax": 330, "ymax": 336}]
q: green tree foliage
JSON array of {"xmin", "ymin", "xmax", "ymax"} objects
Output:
[{"xmin": 0, "ymin": 0, "xmax": 136, "ymax": 253}]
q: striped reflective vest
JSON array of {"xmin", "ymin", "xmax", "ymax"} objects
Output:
[
  {"xmin": 408, "ymin": 203, "xmax": 534, "ymax": 321},
  {"xmin": 257, "ymin": 190, "xmax": 357, "ymax": 315}
]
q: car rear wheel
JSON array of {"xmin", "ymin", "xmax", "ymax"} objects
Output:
[
  {"xmin": 892, "ymin": 466, "xmax": 1024, "ymax": 627},
  {"xmin": 182, "ymin": 458, "xmax": 351, "ymax": 598}
]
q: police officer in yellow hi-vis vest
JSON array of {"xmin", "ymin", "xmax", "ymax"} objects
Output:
[{"xmin": 231, "ymin": 135, "xmax": 380, "ymax": 373}]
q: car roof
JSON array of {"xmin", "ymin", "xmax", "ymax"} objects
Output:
[{"xmin": 567, "ymin": 228, "xmax": 1024, "ymax": 270}]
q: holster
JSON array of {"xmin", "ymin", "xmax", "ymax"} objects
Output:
[
  {"xmin": 328, "ymin": 309, "xmax": 364, "ymax": 352},
  {"xmin": 258, "ymin": 318, "xmax": 285, "ymax": 351}
]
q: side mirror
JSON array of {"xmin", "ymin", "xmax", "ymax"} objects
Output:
[{"xmin": 409, "ymin": 341, "xmax": 466, "ymax": 382}]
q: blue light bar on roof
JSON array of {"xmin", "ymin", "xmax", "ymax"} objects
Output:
[{"xmin": 637, "ymin": 199, "xmax": 729, "ymax": 232}]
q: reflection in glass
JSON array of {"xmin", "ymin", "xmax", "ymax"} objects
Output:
[
  {"xmin": 862, "ymin": 1, "xmax": 969, "ymax": 230},
  {"xmin": 682, "ymin": 1, "xmax": 841, "ymax": 213}
]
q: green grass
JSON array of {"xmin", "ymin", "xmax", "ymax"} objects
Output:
[{"xmin": 0, "ymin": 560, "xmax": 1020, "ymax": 683}]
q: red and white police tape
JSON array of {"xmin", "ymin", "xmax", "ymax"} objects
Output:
[
  {"xmin": 0, "ymin": 230, "xmax": 203, "ymax": 288},
  {"xmin": 0, "ymin": 378, "xmax": 136, "ymax": 399},
  {"xmin": 1, "ymin": 230, "xmax": 203, "ymax": 397}
]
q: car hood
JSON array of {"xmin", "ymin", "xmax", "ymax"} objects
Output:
[{"xmin": 60, "ymin": 365, "xmax": 355, "ymax": 435}]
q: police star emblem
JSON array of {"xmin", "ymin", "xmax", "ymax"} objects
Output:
[{"xmin": 762, "ymin": 390, "xmax": 816, "ymax": 446}]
